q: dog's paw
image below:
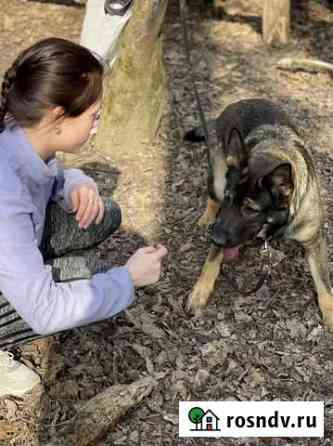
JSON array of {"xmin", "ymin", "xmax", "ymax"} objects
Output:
[
  {"xmin": 319, "ymin": 294, "xmax": 333, "ymax": 332},
  {"xmin": 198, "ymin": 210, "xmax": 215, "ymax": 227},
  {"xmin": 322, "ymin": 311, "xmax": 333, "ymax": 332},
  {"xmin": 187, "ymin": 282, "xmax": 211, "ymax": 313}
]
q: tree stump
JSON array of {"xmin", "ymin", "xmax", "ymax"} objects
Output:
[{"xmin": 263, "ymin": 0, "xmax": 290, "ymax": 46}]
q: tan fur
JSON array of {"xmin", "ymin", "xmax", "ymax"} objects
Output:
[
  {"xmin": 212, "ymin": 155, "xmax": 228, "ymax": 201},
  {"xmin": 188, "ymin": 245, "xmax": 224, "ymax": 311},
  {"xmin": 198, "ymin": 197, "xmax": 220, "ymax": 227}
]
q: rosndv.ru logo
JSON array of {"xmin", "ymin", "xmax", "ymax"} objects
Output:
[
  {"xmin": 225, "ymin": 410, "xmax": 317, "ymax": 430},
  {"xmin": 179, "ymin": 401, "xmax": 324, "ymax": 438}
]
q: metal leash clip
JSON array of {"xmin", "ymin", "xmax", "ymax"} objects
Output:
[
  {"xmin": 260, "ymin": 239, "xmax": 270, "ymax": 258},
  {"xmin": 260, "ymin": 240, "xmax": 272, "ymax": 274}
]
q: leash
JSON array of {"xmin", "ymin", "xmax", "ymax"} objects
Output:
[
  {"xmin": 179, "ymin": 0, "xmax": 218, "ymax": 164},
  {"xmin": 222, "ymin": 240, "xmax": 272, "ymax": 296},
  {"xmin": 179, "ymin": 0, "xmax": 272, "ymax": 295}
]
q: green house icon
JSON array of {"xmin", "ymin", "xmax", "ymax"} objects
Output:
[{"xmin": 188, "ymin": 407, "xmax": 220, "ymax": 431}]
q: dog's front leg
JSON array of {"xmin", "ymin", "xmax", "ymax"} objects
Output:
[
  {"xmin": 188, "ymin": 244, "xmax": 224, "ymax": 313},
  {"xmin": 305, "ymin": 234, "xmax": 333, "ymax": 331},
  {"xmin": 199, "ymin": 152, "xmax": 226, "ymax": 227}
]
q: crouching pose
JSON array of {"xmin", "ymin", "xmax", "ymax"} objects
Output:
[{"xmin": 0, "ymin": 37, "xmax": 167, "ymax": 397}]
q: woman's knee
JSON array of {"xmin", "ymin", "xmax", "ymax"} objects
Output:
[{"xmin": 102, "ymin": 198, "xmax": 122, "ymax": 236}]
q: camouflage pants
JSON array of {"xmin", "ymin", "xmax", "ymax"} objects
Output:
[{"xmin": 0, "ymin": 199, "xmax": 121, "ymax": 350}]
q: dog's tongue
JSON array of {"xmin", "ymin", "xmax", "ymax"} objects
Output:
[{"xmin": 224, "ymin": 246, "xmax": 240, "ymax": 262}]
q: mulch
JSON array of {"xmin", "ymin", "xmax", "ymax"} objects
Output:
[{"xmin": 1, "ymin": 1, "xmax": 333, "ymax": 445}]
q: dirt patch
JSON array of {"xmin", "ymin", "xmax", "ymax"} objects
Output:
[
  {"xmin": 0, "ymin": 0, "xmax": 83, "ymax": 78},
  {"xmin": 1, "ymin": 1, "xmax": 333, "ymax": 445}
]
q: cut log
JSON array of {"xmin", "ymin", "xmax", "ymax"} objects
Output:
[{"xmin": 44, "ymin": 376, "xmax": 156, "ymax": 446}]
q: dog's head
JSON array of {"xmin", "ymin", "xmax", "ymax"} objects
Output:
[{"xmin": 211, "ymin": 130, "xmax": 293, "ymax": 248}]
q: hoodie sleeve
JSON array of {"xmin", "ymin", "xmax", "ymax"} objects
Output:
[
  {"xmin": 51, "ymin": 163, "xmax": 98, "ymax": 212},
  {"xmin": 0, "ymin": 195, "xmax": 135, "ymax": 335}
]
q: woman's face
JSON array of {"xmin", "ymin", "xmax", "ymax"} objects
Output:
[{"xmin": 55, "ymin": 100, "xmax": 102, "ymax": 153}]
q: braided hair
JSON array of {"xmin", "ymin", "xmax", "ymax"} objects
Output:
[
  {"xmin": 0, "ymin": 66, "xmax": 17, "ymax": 132},
  {"xmin": 0, "ymin": 37, "xmax": 104, "ymax": 133}
]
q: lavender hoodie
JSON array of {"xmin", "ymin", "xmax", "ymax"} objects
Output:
[{"xmin": 0, "ymin": 126, "xmax": 134, "ymax": 335}]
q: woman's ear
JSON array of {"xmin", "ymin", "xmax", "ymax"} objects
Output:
[
  {"xmin": 44, "ymin": 106, "xmax": 66, "ymax": 135},
  {"xmin": 50, "ymin": 106, "xmax": 65, "ymax": 121}
]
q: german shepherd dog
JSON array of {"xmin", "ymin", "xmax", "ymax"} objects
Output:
[{"xmin": 185, "ymin": 98, "xmax": 333, "ymax": 329}]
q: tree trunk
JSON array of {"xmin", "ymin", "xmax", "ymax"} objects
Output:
[
  {"xmin": 96, "ymin": 0, "xmax": 169, "ymax": 240},
  {"xmin": 96, "ymin": 0, "xmax": 168, "ymax": 156},
  {"xmin": 263, "ymin": 0, "xmax": 290, "ymax": 46},
  {"xmin": 61, "ymin": 0, "xmax": 170, "ymax": 240}
]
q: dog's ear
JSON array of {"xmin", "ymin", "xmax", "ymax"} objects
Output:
[
  {"xmin": 262, "ymin": 163, "xmax": 293, "ymax": 206},
  {"xmin": 225, "ymin": 128, "xmax": 246, "ymax": 168},
  {"xmin": 264, "ymin": 163, "xmax": 293, "ymax": 195}
]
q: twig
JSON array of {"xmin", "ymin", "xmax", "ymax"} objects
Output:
[{"xmin": 277, "ymin": 57, "xmax": 333, "ymax": 74}]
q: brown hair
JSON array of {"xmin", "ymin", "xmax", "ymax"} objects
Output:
[{"xmin": 0, "ymin": 37, "xmax": 104, "ymax": 132}]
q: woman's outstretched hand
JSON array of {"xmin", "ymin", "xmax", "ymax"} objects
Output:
[{"xmin": 126, "ymin": 244, "xmax": 168, "ymax": 287}]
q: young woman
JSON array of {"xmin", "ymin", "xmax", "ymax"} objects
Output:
[{"xmin": 0, "ymin": 37, "xmax": 167, "ymax": 396}]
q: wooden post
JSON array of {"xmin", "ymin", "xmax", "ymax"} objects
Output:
[
  {"xmin": 263, "ymin": 0, "xmax": 290, "ymax": 46},
  {"xmin": 96, "ymin": 0, "xmax": 169, "ymax": 157}
]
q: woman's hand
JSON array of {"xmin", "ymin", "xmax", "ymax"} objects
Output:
[
  {"xmin": 126, "ymin": 244, "xmax": 168, "ymax": 287},
  {"xmin": 70, "ymin": 184, "xmax": 104, "ymax": 229}
]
